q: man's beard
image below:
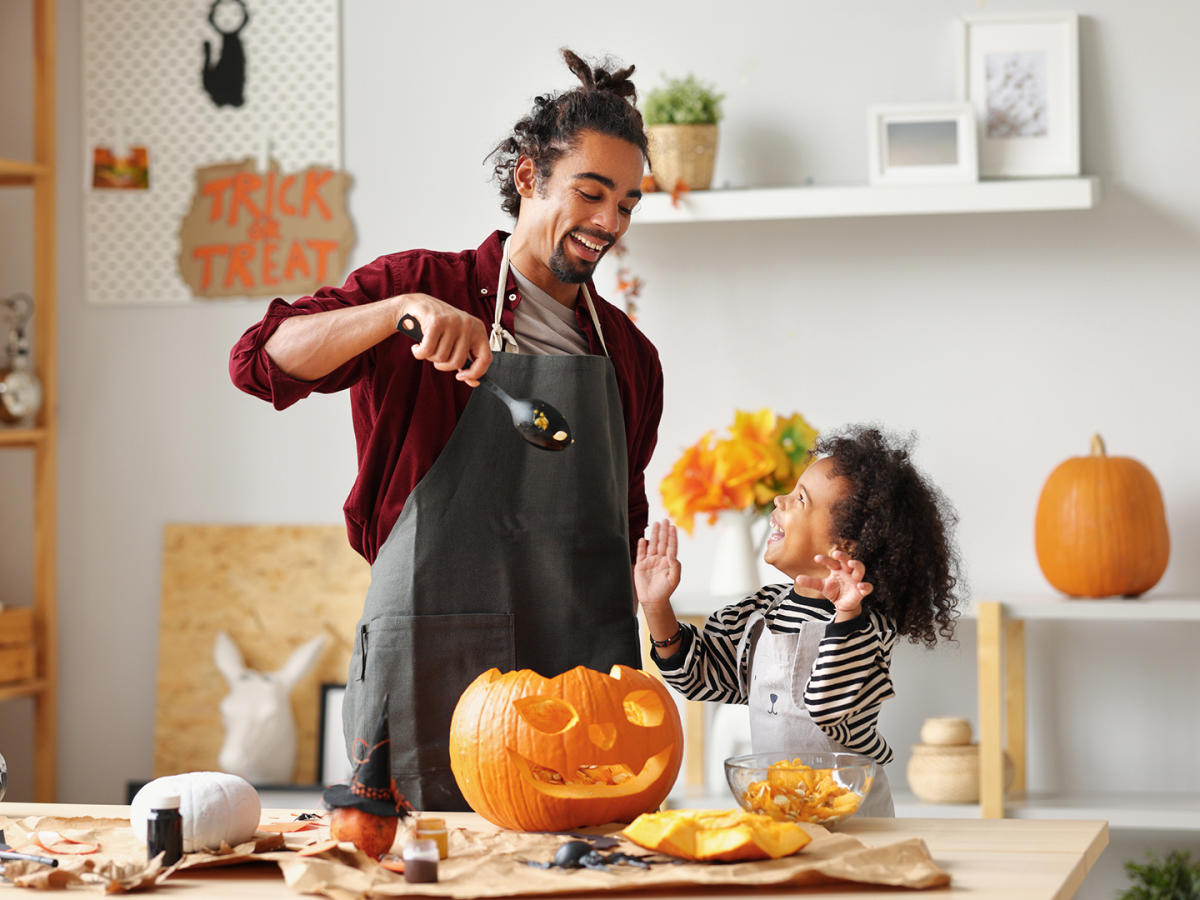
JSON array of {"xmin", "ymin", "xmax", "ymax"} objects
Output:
[{"xmin": 548, "ymin": 236, "xmax": 603, "ymax": 285}]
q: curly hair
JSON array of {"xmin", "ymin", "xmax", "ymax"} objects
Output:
[
  {"xmin": 488, "ymin": 48, "xmax": 649, "ymax": 219},
  {"xmin": 817, "ymin": 425, "xmax": 965, "ymax": 648}
]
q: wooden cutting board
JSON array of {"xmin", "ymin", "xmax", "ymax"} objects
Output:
[{"xmin": 153, "ymin": 524, "xmax": 369, "ymax": 782}]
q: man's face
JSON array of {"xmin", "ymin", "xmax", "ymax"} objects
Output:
[{"xmin": 511, "ymin": 130, "xmax": 645, "ymax": 295}]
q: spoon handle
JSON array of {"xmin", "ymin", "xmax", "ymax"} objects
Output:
[
  {"xmin": 395, "ymin": 312, "xmax": 513, "ymax": 398},
  {"xmin": 395, "ymin": 313, "xmax": 425, "ymax": 342}
]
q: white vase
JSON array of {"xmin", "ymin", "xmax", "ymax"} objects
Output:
[{"xmin": 709, "ymin": 510, "xmax": 761, "ymax": 598}]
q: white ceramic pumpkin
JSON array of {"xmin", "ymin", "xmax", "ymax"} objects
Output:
[{"xmin": 130, "ymin": 771, "xmax": 261, "ymax": 852}]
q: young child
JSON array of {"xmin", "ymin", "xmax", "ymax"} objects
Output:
[{"xmin": 635, "ymin": 425, "xmax": 964, "ymax": 817}]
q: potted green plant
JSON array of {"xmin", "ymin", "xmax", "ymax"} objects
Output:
[
  {"xmin": 642, "ymin": 73, "xmax": 724, "ymax": 192},
  {"xmin": 1116, "ymin": 850, "xmax": 1200, "ymax": 900}
]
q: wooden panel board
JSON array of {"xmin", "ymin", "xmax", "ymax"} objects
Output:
[{"xmin": 153, "ymin": 524, "xmax": 370, "ymax": 783}]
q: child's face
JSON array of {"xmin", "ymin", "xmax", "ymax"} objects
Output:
[{"xmin": 763, "ymin": 457, "xmax": 850, "ymax": 582}]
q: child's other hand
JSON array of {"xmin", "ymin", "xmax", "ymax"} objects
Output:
[
  {"xmin": 635, "ymin": 519, "xmax": 681, "ymax": 609},
  {"xmin": 795, "ymin": 549, "xmax": 873, "ymax": 619}
]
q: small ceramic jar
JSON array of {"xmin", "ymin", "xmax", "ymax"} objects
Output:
[{"xmin": 919, "ymin": 716, "xmax": 974, "ymax": 746}]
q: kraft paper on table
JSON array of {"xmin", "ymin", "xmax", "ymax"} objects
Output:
[{"xmin": 0, "ymin": 814, "xmax": 949, "ymax": 896}]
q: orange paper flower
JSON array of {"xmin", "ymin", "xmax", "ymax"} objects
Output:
[{"xmin": 661, "ymin": 410, "xmax": 819, "ymax": 534}]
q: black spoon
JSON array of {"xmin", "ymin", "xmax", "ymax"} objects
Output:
[{"xmin": 396, "ymin": 313, "xmax": 572, "ymax": 452}]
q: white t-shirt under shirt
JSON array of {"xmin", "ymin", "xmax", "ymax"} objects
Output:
[{"xmin": 509, "ymin": 263, "xmax": 590, "ymax": 356}]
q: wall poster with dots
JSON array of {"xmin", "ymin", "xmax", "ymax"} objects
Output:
[{"xmin": 83, "ymin": 0, "xmax": 345, "ymax": 305}]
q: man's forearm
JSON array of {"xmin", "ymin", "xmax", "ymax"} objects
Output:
[{"xmin": 264, "ymin": 296, "xmax": 404, "ymax": 381}]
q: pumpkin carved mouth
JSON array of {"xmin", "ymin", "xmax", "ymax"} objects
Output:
[{"xmin": 508, "ymin": 745, "xmax": 677, "ymax": 799}]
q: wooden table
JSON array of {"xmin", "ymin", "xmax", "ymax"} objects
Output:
[{"xmin": 1, "ymin": 803, "xmax": 1108, "ymax": 898}]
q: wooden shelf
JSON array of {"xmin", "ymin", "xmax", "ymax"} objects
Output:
[
  {"xmin": 634, "ymin": 177, "xmax": 1099, "ymax": 224},
  {"xmin": 976, "ymin": 598, "xmax": 1199, "ymax": 831},
  {"xmin": 0, "ymin": 0, "xmax": 58, "ymax": 802},
  {"xmin": 0, "ymin": 679, "xmax": 47, "ymax": 703},
  {"xmin": 0, "ymin": 157, "xmax": 47, "ymax": 186},
  {"xmin": 0, "ymin": 427, "xmax": 45, "ymax": 448}
]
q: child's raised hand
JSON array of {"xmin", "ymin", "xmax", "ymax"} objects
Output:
[
  {"xmin": 795, "ymin": 549, "xmax": 873, "ymax": 618},
  {"xmin": 634, "ymin": 519, "xmax": 681, "ymax": 610}
]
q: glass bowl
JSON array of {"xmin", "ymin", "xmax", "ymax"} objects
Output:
[{"xmin": 724, "ymin": 751, "xmax": 878, "ymax": 825}]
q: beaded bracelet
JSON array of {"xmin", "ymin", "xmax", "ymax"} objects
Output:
[{"xmin": 650, "ymin": 625, "xmax": 683, "ymax": 648}]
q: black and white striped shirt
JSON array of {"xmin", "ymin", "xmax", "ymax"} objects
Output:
[{"xmin": 653, "ymin": 583, "xmax": 898, "ymax": 765}]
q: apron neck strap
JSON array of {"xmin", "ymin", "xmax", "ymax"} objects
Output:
[{"xmin": 492, "ymin": 237, "xmax": 609, "ymax": 357}]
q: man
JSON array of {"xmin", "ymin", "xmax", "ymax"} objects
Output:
[{"xmin": 229, "ymin": 49, "xmax": 662, "ymax": 809}]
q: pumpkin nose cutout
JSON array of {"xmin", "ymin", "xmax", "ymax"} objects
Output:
[
  {"xmin": 623, "ymin": 690, "xmax": 666, "ymax": 727},
  {"xmin": 587, "ymin": 722, "xmax": 617, "ymax": 750},
  {"xmin": 513, "ymin": 696, "xmax": 578, "ymax": 734}
]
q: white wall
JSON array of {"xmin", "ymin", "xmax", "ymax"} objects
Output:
[{"xmin": 2, "ymin": 1, "xmax": 1198, "ymax": 895}]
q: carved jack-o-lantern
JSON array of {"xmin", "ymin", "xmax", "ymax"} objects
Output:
[{"xmin": 449, "ymin": 665, "xmax": 684, "ymax": 832}]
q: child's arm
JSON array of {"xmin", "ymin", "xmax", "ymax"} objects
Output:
[
  {"xmin": 634, "ymin": 519, "xmax": 684, "ymax": 656},
  {"xmin": 804, "ymin": 607, "xmax": 899, "ymax": 764},
  {"xmin": 636, "ymin": 519, "xmax": 776, "ymax": 705}
]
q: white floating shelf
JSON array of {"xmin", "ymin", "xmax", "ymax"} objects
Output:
[
  {"xmin": 962, "ymin": 593, "xmax": 1200, "ymax": 621},
  {"xmin": 885, "ymin": 791, "xmax": 1200, "ymax": 831},
  {"xmin": 633, "ymin": 177, "xmax": 1099, "ymax": 224}
]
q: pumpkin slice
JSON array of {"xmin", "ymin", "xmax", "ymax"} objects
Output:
[{"xmin": 623, "ymin": 809, "xmax": 811, "ymax": 862}]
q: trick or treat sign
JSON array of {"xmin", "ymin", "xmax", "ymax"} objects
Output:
[{"xmin": 177, "ymin": 158, "xmax": 355, "ymax": 299}]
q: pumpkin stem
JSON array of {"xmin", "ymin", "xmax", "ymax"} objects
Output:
[{"xmin": 1089, "ymin": 434, "xmax": 1107, "ymax": 457}]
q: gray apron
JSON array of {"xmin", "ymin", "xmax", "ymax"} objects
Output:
[
  {"xmin": 342, "ymin": 244, "xmax": 640, "ymax": 811},
  {"xmin": 746, "ymin": 608, "xmax": 894, "ymax": 817}
]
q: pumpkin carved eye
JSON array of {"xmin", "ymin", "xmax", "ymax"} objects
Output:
[
  {"xmin": 513, "ymin": 696, "xmax": 577, "ymax": 734},
  {"xmin": 623, "ymin": 690, "xmax": 665, "ymax": 727}
]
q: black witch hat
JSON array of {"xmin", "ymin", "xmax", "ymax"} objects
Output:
[{"xmin": 323, "ymin": 696, "xmax": 413, "ymax": 818}]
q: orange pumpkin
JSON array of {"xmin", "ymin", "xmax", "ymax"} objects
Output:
[
  {"xmin": 1035, "ymin": 434, "xmax": 1170, "ymax": 598},
  {"xmin": 449, "ymin": 665, "xmax": 684, "ymax": 832}
]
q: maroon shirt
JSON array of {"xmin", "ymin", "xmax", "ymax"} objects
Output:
[{"xmin": 229, "ymin": 230, "xmax": 664, "ymax": 564}]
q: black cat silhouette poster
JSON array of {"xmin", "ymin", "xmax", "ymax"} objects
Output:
[
  {"xmin": 203, "ymin": 0, "xmax": 250, "ymax": 108},
  {"xmin": 82, "ymin": 0, "xmax": 343, "ymax": 305}
]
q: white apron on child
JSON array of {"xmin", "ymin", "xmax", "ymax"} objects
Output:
[{"xmin": 745, "ymin": 610, "xmax": 895, "ymax": 817}]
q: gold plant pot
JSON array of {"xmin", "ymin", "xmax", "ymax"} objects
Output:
[{"xmin": 647, "ymin": 123, "xmax": 718, "ymax": 192}]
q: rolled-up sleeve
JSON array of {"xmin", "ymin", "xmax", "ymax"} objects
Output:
[{"xmin": 228, "ymin": 256, "xmax": 398, "ymax": 409}]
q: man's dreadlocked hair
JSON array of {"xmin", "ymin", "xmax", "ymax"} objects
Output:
[
  {"xmin": 489, "ymin": 48, "xmax": 648, "ymax": 219},
  {"xmin": 818, "ymin": 425, "xmax": 965, "ymax": 648}
]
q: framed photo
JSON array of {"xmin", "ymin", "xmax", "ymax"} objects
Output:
[
  {"xmin": 316, "ymin": 682, "xmax": 353, "ymax": 787},
  {"xmin": 956, "ymin": 12, "xmax": 1080, "ymax": 177},
  {"xmin": 867, "ymin": 103, "xmax": 978, "ymax": 185}
]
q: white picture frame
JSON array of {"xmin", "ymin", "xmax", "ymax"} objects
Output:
[
  {"xmin": 317, "ymin": 683, "xmax": 353, "ymax": 787},
  {"xmin": 956, "ymin": 12, "xmax": 1080, "ymax": 178},
  {"xmin": 867, "ymin": 103, "xmax": 978, "ymax": 186}
]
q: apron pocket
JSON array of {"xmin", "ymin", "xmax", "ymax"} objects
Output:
[{"xmin": 343, "ymin": 613, "xmax": 515, "ymax": 808}]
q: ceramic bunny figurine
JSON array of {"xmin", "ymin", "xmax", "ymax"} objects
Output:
[{"xmin": 214, "ymin": 630, "xmax": 327, "ymax": 784}]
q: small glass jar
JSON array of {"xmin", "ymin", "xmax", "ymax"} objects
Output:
[
  {"xmin": 146, "ymin": 792, "xmax": 184, "ymax": 866},
  {"xmin": 415, "ymin": 816, "xmax": 448, "ymax": 859},
  {"xmin": 402, "ymin": 838, "xmax": 439, "ymax": 883}
]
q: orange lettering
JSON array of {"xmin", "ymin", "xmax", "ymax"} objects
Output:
[
  {"xmin": 307, "ymin": 239, "xmax": 339, "ymax": 285},
  {"xmin": 300, "ymin": 170, "xmax": 334, "ymax": 220},
  {"xmin": 278, "ymin": 175, "xmax": 297, "ymax": 216},
  {"xmin": 282, "ymin": 240, "xmax": 311, "ymax": 282},
  {"xmin": 264, "ymin": 170, "xmax": 276, "ymax": 217},
  {"xmin": 192, "ymin": 244, "xmax": 229, "ymax": 289},
  {"xmin": 201, "ymin": 177, "xmax": 233, "ymax": 223},
  {"xmin": 261, "ymin": 242, "xmax": 280, "ymax": 286},
  {"xmin": 227, "ymin": 172, "xmax": 264, "ymax": 226},
  {"xmin": 224, "ymin": 242, "xmax": 256, "ymax": 289}
]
